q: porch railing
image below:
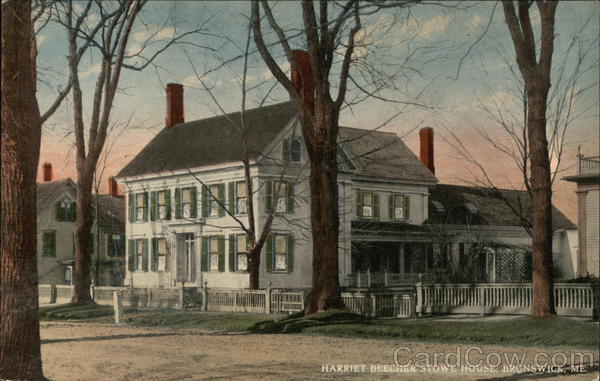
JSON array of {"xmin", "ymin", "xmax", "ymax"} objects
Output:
[
  {"xmin": 342, "ymin": 291, "xmax": 415, "ymax": 318},
  {"xmin": 350, "ymin": 271, "xmax": 430, "ymax": 287},
  {"xmin": 578, "ymin": 155, "xmax": 600, "ymax": 175}
]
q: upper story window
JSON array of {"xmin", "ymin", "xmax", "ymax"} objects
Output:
[
  {"xmin": 229, "ymin": 181, "xmax": 248, "ymax": 215},
  {"xmin": 42, "ymin": 231, "xmax": 56, "ymax": 257},
  {"xmin": 151, "ymin": 190, "xmax": 171, "ymax": 220},
  {"xmin": 282, "ymin": 138, "xmax": 302, "ymax": 162},
  {"xmin": 265, "ymin": 180, "xmax": 294, "ymax": 214},
  {"xmin": 175, "ymin": 187, "xmax": 197, "ymax": 219},
  {"xmin": 265, "ymin": 233, "xmax": 294, "ymax": 273},
  {"xmin": 55, "ymin": 200, "xmax": 76, "ymax": 221},
  {"xmin": 128, "ymin": 192, "xmax": 148, "ymax": 222},
  {"xmin": 356, "ymin": 191, "xmax": 379, "ymax": 219},
  {"xmin": 202, "ymin": 184, "xmax": 225, "ymax": 218},
  {"xmin": 389, "ymin": 194, "xmax": 410, "ymax": 221}
]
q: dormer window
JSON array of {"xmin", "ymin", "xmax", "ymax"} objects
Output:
[{"xmin": 282, "ymin": 138, "xmax": 301, "ymax": 162}]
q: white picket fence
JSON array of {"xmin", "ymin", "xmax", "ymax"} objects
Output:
[
  {"xmin": 342, "ymin": 291, "xmax": 414, "ymax": 318},
  {"xmin": 417, "ymin": 283, "xmax": 596, "ymax": 317}
]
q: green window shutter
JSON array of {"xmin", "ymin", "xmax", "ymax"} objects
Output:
[
  {"xmin": 229, "ymin": 235, "xmax": 236, "ymax": 271},
  {"xmin": 287, "ymin": 234, "xmax": 294, "ymax": 273},
  {"xmin": 228, "ymin": 182, "xmax": 235, "ymax": 214},
  {"xmin": 265, "ymin": 234, "xmax": 273, "ymax": 273},
  {"xmin": 388, "ymin": 194, "xmax": 395, "ymax": 221},
  {"xmin": 218, "ymin": 184, "xmax": 225, "ymax": 217},
  {"xmin": 128, "ymin": 194, "xmax": 135, "ymax": 223},
  {"xmin": 356, "ymin": 192, "xmax": 363, "ymax": 218},
  {"xmin": 55, "ymin": 202, "xmax": 63, "ymax": 221},
  {"xmin": 282, "ymin": 138, "xmax": 289, "ymax": 162},
  {"xmin": 218, "ymin": 235, "xmax": 225, "ymax": 272},
  {"xmin": 128, "ymin": 239, "xmax": 135, "ymax": 271},
  {"xmin": 142, "ymin": 239, "xmax": 149, "ymax": 272},
  {"xmin": 404, "ymin": 195, "xmax": 410, "ymax": 220},
  {"xmin": 142, "ymin": 193, "xmax": 149, "ymax": 221},
  {"xmin": 265, "ymin": 181, "xmax": 273, "ymax": 213},
  {"xmin": 174, "ymin": 188, "xmax": 181, "ymax": 219},
  {"xmin": 373, "ymin": 194, "xmax": 380, "ymax": 220},
  {"xmin": 201, "ymin": 237, "xmax": 208, "ymax": 271},
  {"xmin": 287, "ymin": 182, "xmax": 294, "ymax": 213},
  {"xmin": 201, "ymin": 186, "xmax": 208, "ymax": 218},
  {"xmin": 71, "ymin": 202, "xmax": 77, "ymax": 221},
  {"xmin": 107, "ymin": 234, "xmax": 114, "ymax": 257},
  {"xmin": 191, "ymin": 187, "xmax": 198, "ymax": 218},
  {"xmin": 150, "ymin": 191, "xmax": 157, "ymax": 221},
  {"xmin": 165, "ymin": 189, "xmax": 172, "ymax": 220},
  {"xmin": 165, "ymin": 240, "xmax": 171, "ymax": 272},
  {"xmin": 151, "ymin": 238, "xmax": 158, "ymax": 272}
]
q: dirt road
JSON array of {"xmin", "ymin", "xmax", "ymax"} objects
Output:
[{"xmin": 40, "ymin": 322, "xmax": 598, "ymax": 381}]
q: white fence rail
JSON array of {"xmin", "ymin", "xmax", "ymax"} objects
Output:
[
  {"xmin": 350, "ymin": 271, "xmax": 430, "ymax": 287},
  {"xmin": 417, "ymin": 283, "xmax": 597, "ymax": 317},
  {"xmin": 342, "ymin": 291, "xmax": 414, "ymax": 318}
]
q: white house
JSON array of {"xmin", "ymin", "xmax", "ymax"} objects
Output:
[{"xmin": 117, "ymin": 73, "xmax": 578, "ymax": 291}]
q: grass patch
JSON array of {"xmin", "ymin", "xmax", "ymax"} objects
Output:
[
  {"xmin": 122, "ymin": 310, "xmax": 276, "ymax": 331},
  {"xmin": 250, "ymin": 311, "xmax": 599, "ymax": 348},
  {"xmin": 39, "ymin": 303, "xmax": 136, "ymax": 320}
]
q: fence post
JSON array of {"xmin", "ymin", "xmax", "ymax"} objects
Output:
[
  {"xmin": 371, "ymin": 294, "xmax": 377, "ymax": 317},
  {"xmin": 113, "ymin": 291, "xmax": 123, "ymax": 324},
  {"xmin": 357, "ymin": 272, "xmax": 361, "ymax": 288},
  {"xmin": 416, "ymin": 274, "xmax": 423, "ymax": 317},
  {"xmin": 480, "ymin": 287, "xmax": 485, "ymax": 316},
  {"xmin": 266, "ymin": 281, "xmax": 272, "ymax": 314},
  {"xmin": 202, "ymin": 281, "xmax": 208, "ymax": 311},
  {"xmin": 90, "ymin": 283, "xmax": 95, "ymax": 301},
  {"xmin": 393, "ymin": 294, "xmax": 399, "ymax": 317},
  {"xmin": 178, "ymin": 283, "xmax": 185, "ymax": 310},
  {"xmin": 50, "ymin": 284, "xmax": 57, "ymax": 304}
]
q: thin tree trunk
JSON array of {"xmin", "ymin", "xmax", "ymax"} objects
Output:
[
  {"xmin": 0, "ymin": 1, "xmax": 45, "ymax": 379},
  {"xmin": 248, "ymin": 247, "xmax": 260, "ymax": 290},
  {"xmin": 71, "ymin": 175, "xmax": 95, "ymax": 304},
  {"xmin": 528, "ymin": 88, "xmax": 556, "ymax": 317}
]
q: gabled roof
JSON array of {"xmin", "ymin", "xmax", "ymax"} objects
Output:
[
  {"xmin": 427, "ymin": 184, "xmax": 576, "ymax": 230},
  {"xmin": 117, "ymin": 102, "xmax": 437, "ymax": 184},
  {"xmin": 339, "ymin": 127, "xmax": 437, "ymax": 183},
  {"xmin": 36, "ymin": 178, "xmax": 125, "ymax": 228},
  {"xmin": 117, "ymin": 102, "xmax": 298, "ymax": 178},
  {"xmin": 37, "ymin": 178, "xmax": 77, "ymax": 211}
]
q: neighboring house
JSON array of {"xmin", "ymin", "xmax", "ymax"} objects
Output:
[
  {"xmin": 37, "ymin": 164, "xmax": 126, "ymax": 286},
  {"xmin": 116, "ymin": 74, "xmax": 578, "ymax": 290},
  {"xmin": 564, "ymin": 153, "xmax": 600, "ymax": 277}
]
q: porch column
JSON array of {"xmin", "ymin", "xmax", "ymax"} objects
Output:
[
  {"xmin": 399, "ymin": 244, "xmax": 405, "ymax": 275},
  {"xmin": 576, "ymin": 190, "xmax": 588, "ymax": 277}
]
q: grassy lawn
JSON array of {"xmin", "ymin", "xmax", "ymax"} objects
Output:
[
  {"xmin": 249, "ymin": 311, "xmax": 600, "ymax": 349},
  {"xmin": 39, "ymin": 304, "xmax": 598, "ymax": 348}
]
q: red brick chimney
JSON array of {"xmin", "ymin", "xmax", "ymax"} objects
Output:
[
  {"xmin": 43, "ymin": 162, "xmax": 53, "ymax": 182},
  {"xmin": 290, "ymin": 50, "xmax": 314, "ymax": 114},
  {"xmin": 419, "ymin": 127, "xmax": 435, "ymax": 174},
  {"xmin": 166, "ymin": 83, "xmax": 184, "ymax": 128},
  {"xmin": 108, "ymin": 176, "xmax": 119, "ymax": 196}
]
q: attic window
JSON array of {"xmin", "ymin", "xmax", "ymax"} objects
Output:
[
  {"xmin": 465, "ymin": 202, "xmax": 479, "ymax": 214},
  {"xmin": 432, "ymin": 200, "xmax": 446, "ymax": 213}
]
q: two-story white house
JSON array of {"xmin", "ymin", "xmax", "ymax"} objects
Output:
[{"xmin": 117, "ymin": 78, "xmax": 578, "ymax": 291}]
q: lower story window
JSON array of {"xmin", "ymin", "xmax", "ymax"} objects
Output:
[
  {"xmin": 64, "ymin": 266, "xmax": 73, "ymax": 284},
  {"xmin": 236, "ymin": 235, "xmax": 248, "ymax": 271},
  {"xmin": 136, "ymin": 240, "xmax": 144, "ymax": 271},
  {"xmin": 274, "ymin": 235, "xmax": 288, "ymax": 271},
  {"xmin": 209, "ymin": 236, "xmax": 220, "ymax": 271}
]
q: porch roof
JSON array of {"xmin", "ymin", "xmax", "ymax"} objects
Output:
[{"xmin": 351, "ymin": 220, "xmax": 433, "ymax": 242}]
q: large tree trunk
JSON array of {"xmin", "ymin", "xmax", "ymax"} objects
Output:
[
  {"xmin": 71, "ymin": 174, "xmax": 95, "ymax": 304},
  {"xmin": 248, "ymin": 247, "xmax": 260, "ymax": 290},
  {"xmin": 527, "ymin": 86, "xmax": 556, "ymax": 317},
  {"xmin": 305, "ymin": 107, "xmax": 344, "ymax": 314},
  {"xmin": 0, "ymin": 1, "xmax": 45, "ymax": 379}
]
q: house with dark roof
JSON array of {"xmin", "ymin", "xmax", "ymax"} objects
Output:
[
  {"xmin": 564, "ymin": 153, "xmax": 600, "ymax": 277},
  {"xmin": 37, "ymin": 164, "xmax": 126, "ymax": 286},
  {"xmin": 117, "ymin": 78, "xmax": 577, "ymax": 290}
]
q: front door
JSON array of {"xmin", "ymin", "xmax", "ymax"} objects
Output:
[{"xmin": 177, "ymin": 233, "xmax": 196, "ymax": 283}]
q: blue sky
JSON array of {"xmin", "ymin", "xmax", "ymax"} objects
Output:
[{"xmin": 36, "ymin": 1, "xmax": 599, "ymax": 221}]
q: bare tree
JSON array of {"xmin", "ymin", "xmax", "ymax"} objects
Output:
[
  {"xmin": 250, "ymin": 0, "xmax": 441, "ymax": 313},
  {"xmin": 1, "ymin": 1, "xmax": 44, "ymax": 379},
  {"xmin": 53, "ymin": 0, "xmax": 209, "ymax": 303},
  {"xmin": 500, "ymin": 0, "xmax": 559, "ymax": 317}
]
